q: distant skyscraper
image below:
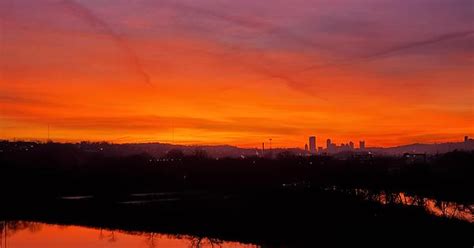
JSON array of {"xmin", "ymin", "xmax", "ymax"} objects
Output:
[
  {"xmin": 304, "ymin": 143, "xmax": 309, "ymax": 152},
  {"xmin": 349, "ymin": 141, "xmax": 354, "ymax": 149},
  {"xmin": 309, "ymin": 136, "xmax": 316, "ymax": 154},
  {"xmin": 359, "ymin": 140, "xmax": 365, "ymax": 149},
  {"xmin": 318, "ymin": 147, "xmax": 323, "ymax": 154},
  {"xmin": 326, "ymin": 139, "xmax": 332, "ymax": 149},
  {"xmin": 465, "ymin": 136, "xmax": 469, "ymax": 142}
]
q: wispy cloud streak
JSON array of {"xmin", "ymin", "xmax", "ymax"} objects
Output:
[
  {"xmin": 300, "ymin": 30, "xmax": 474, "ymax": 73},
  {"xmin": 59, "ymin": 0, "xmax": 152, "ymax": 86},
  {"xmin": 153, "ymin": 0, "xmax": 329, "ymax": 51}
]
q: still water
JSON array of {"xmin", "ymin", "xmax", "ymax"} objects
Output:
[
  {"xmin": 0, "ymin": 221, "xmax": 258, "ymax": 248},
  {"xmin": 348, "ymin": 189, "xmax": 473, "ymax": 223}
]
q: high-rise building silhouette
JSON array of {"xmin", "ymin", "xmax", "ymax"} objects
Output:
[
  {"xmin": 465, "ymin": 136, "xmax": 469, "ymax": 142},
  {"xmin": 309, "ymin": 136, "xmax": 316, "ymax": 154},
  {"xmin": 326, "ymin": 139, "xmax": 332, "ymax": 149},
  {"xmin": 359, "ymin": 140, "xmax": 365, "ymax": 149},
  {"xmin": 318, "ymin": 147, "xmax": 323, "ymax": 154},
  {"xmin": 349, "ymin": 141, "xmax": 354, "ymax": 150},
  {"xmin": 304, "ymin": 143, "xmax": 308, "ymax": 152}
]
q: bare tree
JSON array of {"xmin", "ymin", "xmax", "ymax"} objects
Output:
[{"xmin": 188, "ymin": 236, "xmax": 223, "ymax": 248}]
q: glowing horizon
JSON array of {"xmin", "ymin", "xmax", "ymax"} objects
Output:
[{"xmin": 1, "ymin": 0, "xmax": 473, "ymax": 148}]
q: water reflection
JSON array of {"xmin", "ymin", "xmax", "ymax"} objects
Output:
[
  {"xmin": 345, "ymin": 189, "xmax": 473, "ymax": 223},
  {"xmin": 0, "ymin": 221, "xmax": 258, "ymax": 248}
]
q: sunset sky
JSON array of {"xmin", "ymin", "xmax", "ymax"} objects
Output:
[{"xmin": 1, "ymin": 0, "xmax": 473, "ymax": 148}]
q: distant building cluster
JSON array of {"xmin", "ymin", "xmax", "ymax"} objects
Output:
[{"xmin": 304, "ymin": 136, "xmax": 366, "ymax": 155}]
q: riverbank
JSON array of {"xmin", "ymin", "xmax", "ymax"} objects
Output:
[{"xmin": 1, "ymin": 188, "xmax": 473, "ymax": 246}]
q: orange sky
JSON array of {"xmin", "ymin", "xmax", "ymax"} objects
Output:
[{"xmin": 1, "ymin": 0, "xmax": 473, "ymax": 148}]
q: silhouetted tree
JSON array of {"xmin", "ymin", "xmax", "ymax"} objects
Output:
[
  {"xmin": 166, "ymin": 149, "xmax": 185, "ymax": 160},
  {"xmin": 188, "ymin": 236, "xmax": 223, "ymax": 248},
  {"xmin": 276, "ymin": 151, "xmax": 297, "ymax": 160},
  {"xmin": 192, "ymin": 149, "xmax": 209, "ymax": 160}
]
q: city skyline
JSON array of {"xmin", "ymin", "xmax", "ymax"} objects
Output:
[{"xmin": 3, "ymin": 135, "xmax": 473, "ymax": 152}]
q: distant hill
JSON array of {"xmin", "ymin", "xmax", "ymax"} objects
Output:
[
  {"xmin": 367, "ymin": 140, "xmax": 474, "ymax": 155},
  {"xmin": 1, "ymin": 139, "xmax": 473, "ymax": 158}
]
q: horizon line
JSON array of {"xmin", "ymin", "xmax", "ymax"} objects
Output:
[{"xmin": 1, "ymin": 137, "xmax": 471, "ymax": 150}]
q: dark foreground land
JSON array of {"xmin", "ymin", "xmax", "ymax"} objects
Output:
[
  {"xmin": 1, "ymin": 142, "xmax": 473, "ymax": 246},
  {"xmin": 1, "ymin": 188, "xmax": 473, "ymax": 247}
]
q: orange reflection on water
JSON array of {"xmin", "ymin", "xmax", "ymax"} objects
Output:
[
  {"xmin": 349, "ymin": 189, "xmax": 473, "ymax": 223},
  {"xmin": 358, "ymin": 190, "xmax": 473, "ymax": 223},
  {"xmin": 0, "ymin": 221, "xmax": 258, "ymax": 248},
  {"xmin": 423, "ymin": 200, "xmax": 473, "ymax": 223},
  {"xmin": 390, "ymin": 193, "xmax": 473, "ymax": 223}
]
